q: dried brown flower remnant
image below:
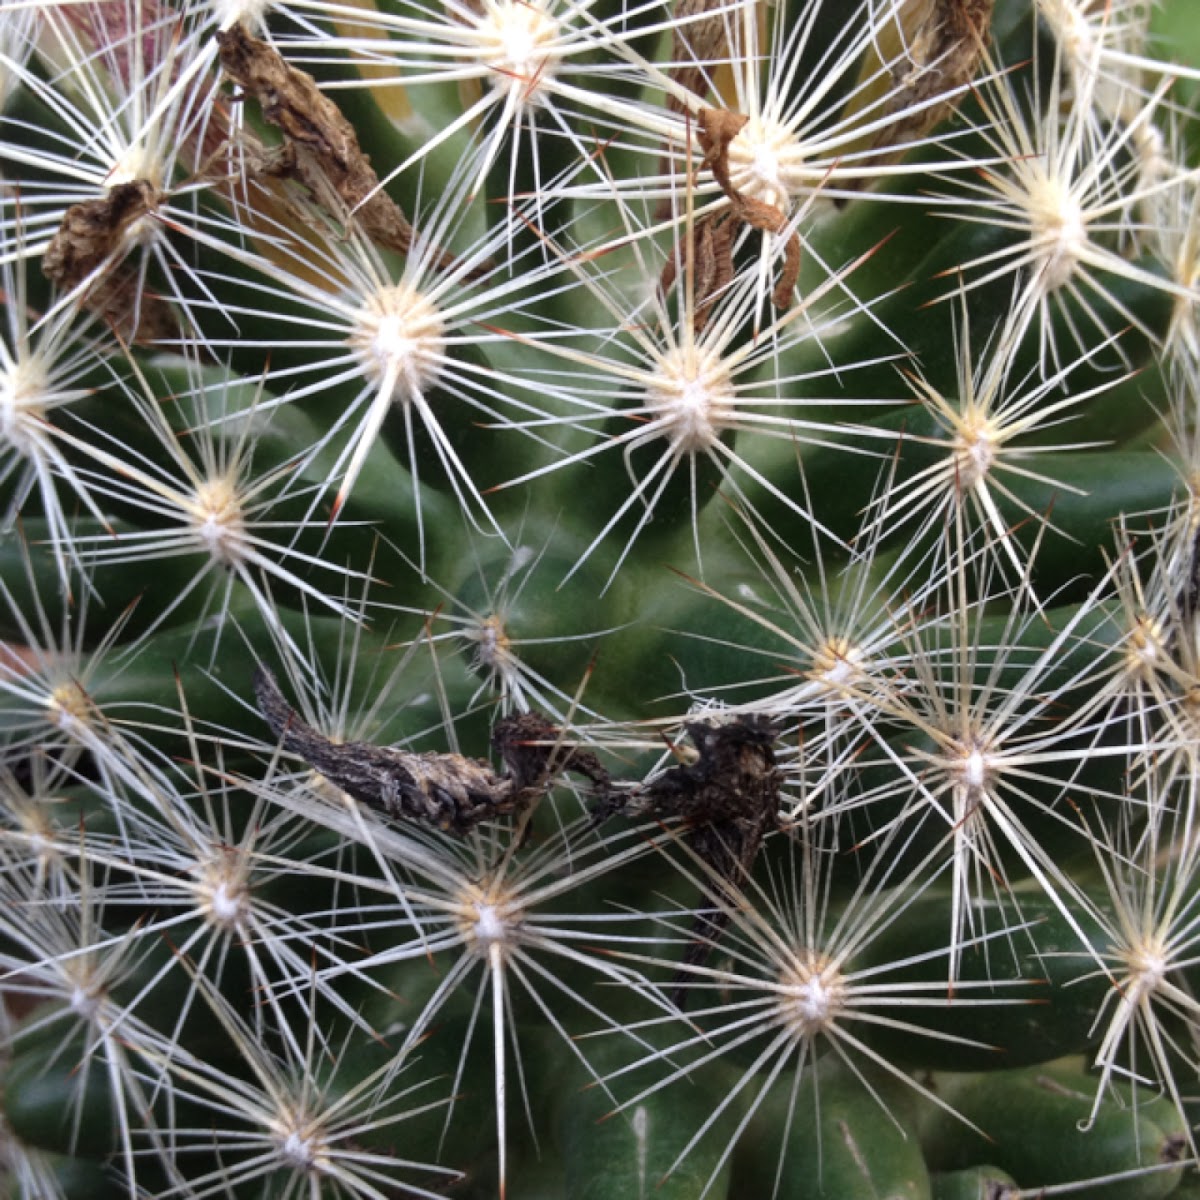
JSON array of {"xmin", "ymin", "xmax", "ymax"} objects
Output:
[
  {"xmin": 217, "ymin": 23, "xmax": 418, "ymax": 256},
  {"xmin": 254, "ymin": 667, "xmax": 610, "ymax": 835},
  {"xmin": 668, "ymin": 0, "xmax": 731, "ymax": 110},
  {"xmin": 42, "ymin": 181, "xmax": 161, "ymax": 294},
  {"xmin": 655, "ymin": 0, "xmax": 729, "ymax": 215},
  {"xmin": 597, "ymin": 715, "xmax": 784, "ymax": 995},
  {"xmin": 662, "ymin": 108, "xmax": 801, "ymax": 331},
  {"xmin": 42, "ymin": 179, "xmax": 176, "ymax": 342},
  {"xmin": 700, "ymin": 108, "xmax": 802, "ymax": 307},
  {"xmin": 867, "ymin": 0, "xmax": 994, "ymax": 159},
  {"xmin": 632, "ymin": 715, "xmax": 782, "ymax": 868},
  {"xmin": 660, "ymin": 204, "xmax": 739, "ymax": 333}
]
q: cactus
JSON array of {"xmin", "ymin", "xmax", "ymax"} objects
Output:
[{"xmin": 5, "ymin": 0, "xmax": 1200, "ymax": 1195}]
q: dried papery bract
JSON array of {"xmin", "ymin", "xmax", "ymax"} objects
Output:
[
  {"xmin": 853, "ymin": 0, "xmax": 995, "ymax": 166},
  {"xmin": 217, "ymin": 23, "xmax": 421, "ymax": 257},
  {"xmin": 41, "ymin": 180, "xmax": 178, "ymax": 343},
  {"xmin": 664, "ymin": 0, "xmax": 741, "ymax": 112},
  {"xmin": 661, "ymin": 106, "xmax": 801, "ymax": 328},
  {"xmin": 2, "ymin": 2, "xmax": 237, "ymax": 337}
]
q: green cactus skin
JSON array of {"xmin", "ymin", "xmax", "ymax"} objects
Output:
[
  {"xmin": 919, "ymin": 1059, "xmax": 1191, "ymax": 1200},
  {"xmin": 929, "ymin": 1165, "xmax": 1020, "ymax": 1200}
]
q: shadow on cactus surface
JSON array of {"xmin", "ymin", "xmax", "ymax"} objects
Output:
[{"xmin": 8, "ymin": 0, "xmax": 1200, "ymax": 1196}]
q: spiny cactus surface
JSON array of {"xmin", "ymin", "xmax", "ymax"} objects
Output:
[{"xmin": 4, "ymin": 0, "xmax": 1200, "ymax": 1197}]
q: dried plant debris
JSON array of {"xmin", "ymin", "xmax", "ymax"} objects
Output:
[
  {"xmin": 667, "ymin": 0, "xmax": 731, "ymax": 112},
  {"xmin": 868, "ymin": 0, "xmax": 994, "ymax": 159},
  {"xmin": 656, "ymin": 0, "xmax": 728, "ymax": 215},
  {"xmin": 217, "ymin": 23, "xmax": 419, "ymax": 255},
  {"xmin": 660, "ymin": 202, "xmax": 739, "ymax": 333},
  {"xmin": 42, "ymin": 180, "xmax": 161, "ymax": 290},
  {"xmin": 254, "ymin": 667, "xmax": 610, "ymax": 835},
  {"xmin": 663, "ymin": 107, "xmax": 801, "ymax": 331},
  {"xmin": 700, "ymin": 108, "xmax": 802, "ymax": 307},
  {"xmin": 41, "ymin": 179, "xmax": 177, "ymax": 342},
  {"xmin": 598, "ymin": 715, "xmax": 785, "ymax": 997},
  {"xmin": 257, "ymin": 664, "xmax": 781, "ymax": 989}
]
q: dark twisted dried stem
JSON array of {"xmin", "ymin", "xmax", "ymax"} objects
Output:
[{"xmin": 254, "ymin": 667, "xmax": 610, "ymax": 835}]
